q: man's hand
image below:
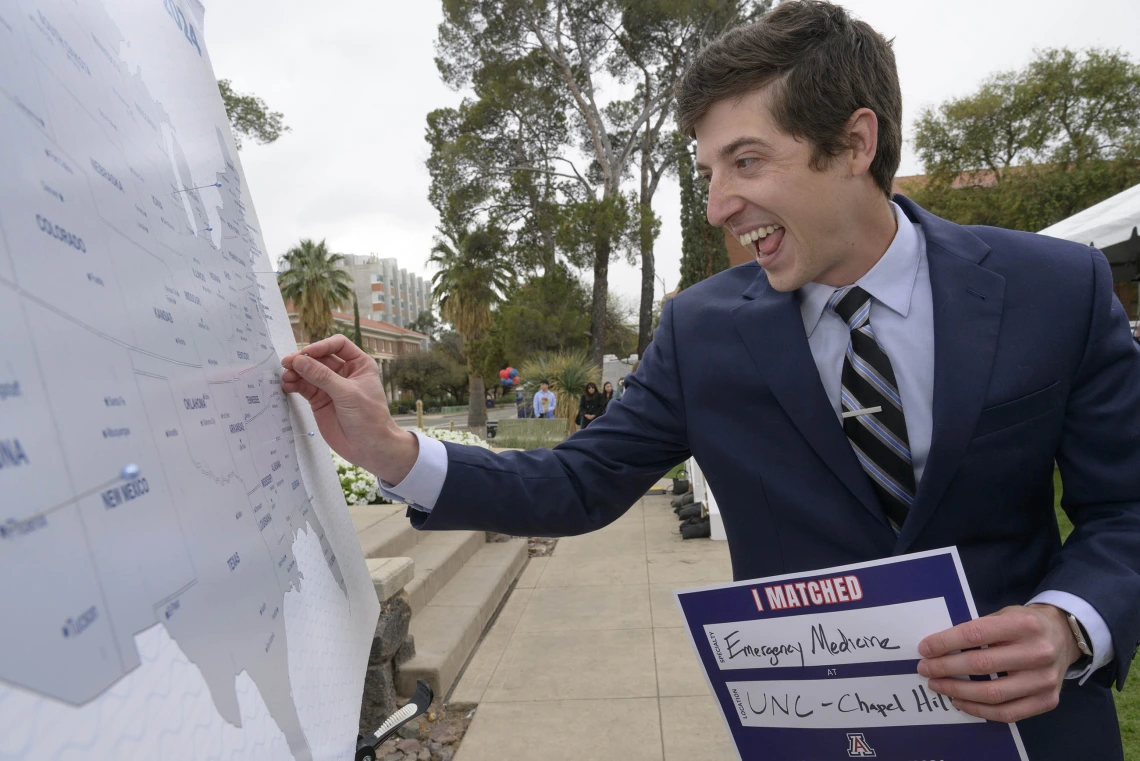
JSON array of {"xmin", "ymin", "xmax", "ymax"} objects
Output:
[
  {"xmin": 917, "ymin": 604, "xmax": 1082, "ymax": 723},
  {"xmin": 280, "ymin": 335, "xmax": 418, "ymax": 484}
]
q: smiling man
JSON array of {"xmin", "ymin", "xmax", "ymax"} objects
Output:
[{"xmin": 280, "ymin": 2, "xmax": 1140, "ymax": 757}]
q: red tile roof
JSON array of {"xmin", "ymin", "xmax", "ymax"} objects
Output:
[
  {"xmin": 329, "ymin": 310, "xmax": 427, "ymax": 339},
  {"xmin": 282, "ymin": 301, "xmax": 428, "ymax": 339}
]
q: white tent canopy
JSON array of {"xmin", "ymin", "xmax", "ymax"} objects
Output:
[{"xmin": 1039, "ymin": 182, "xmax": 1140, "ymax": 282}]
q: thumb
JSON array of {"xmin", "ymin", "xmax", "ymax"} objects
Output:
[{"xmin": 293, "ymin": 355, "xmax": 348, "ymax": 400}]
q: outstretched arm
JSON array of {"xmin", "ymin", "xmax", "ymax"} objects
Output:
[{"xmin": 411, "ymin": 300, "xmax": 692, "ymax": 536}]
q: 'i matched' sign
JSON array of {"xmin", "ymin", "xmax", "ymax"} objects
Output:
[{"xmin": 674, "ymin": 547, "xmax": 1028, "ymax": 761}]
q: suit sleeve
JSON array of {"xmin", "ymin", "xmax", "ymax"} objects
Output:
[
  {"xmin": 410, "ymin": 299, "xmax": 692, "ymax": 536},
  {"xmin": 1037, "ymin": 247, "xmax": 1140, "ymax": 689}
]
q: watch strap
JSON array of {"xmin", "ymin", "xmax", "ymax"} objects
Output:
[{"xmin": 1067, "ymin": 613, "xmax": 1094, "ymax": 670}]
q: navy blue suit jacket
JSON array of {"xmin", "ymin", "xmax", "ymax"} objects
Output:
[{"xmin": 413, "ymin": 197, "xmax": 1140, "ymax": 759}]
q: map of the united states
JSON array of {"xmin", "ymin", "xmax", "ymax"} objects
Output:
[{"xmin": 0, "ymin": 1, "xmax": 379, "ymax": 758}]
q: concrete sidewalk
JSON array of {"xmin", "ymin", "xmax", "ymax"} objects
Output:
[{"xmin": 450, "ymin": 495, "xmax": 736, "ymax": 761}]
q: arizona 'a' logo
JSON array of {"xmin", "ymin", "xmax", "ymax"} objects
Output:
[{"xmin": 846, "ymin": 732, "xmax": 876, "ymax": 757}]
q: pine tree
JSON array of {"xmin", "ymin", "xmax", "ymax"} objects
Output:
[
  {"xmin": 676, "ymin": 135, "xmax": 730, "ymax": 291},
  {"xmin": 352, "ymin": 294, "xmax": 363, "ymax": 350}
]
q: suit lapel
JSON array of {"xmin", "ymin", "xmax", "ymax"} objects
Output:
[
  {"xmin": 894, "ymin": 198, "xmax": 1006, "ymax": 552},
  {"xmin": 732, "ymin": 271, "xmax": 890, "ymax": 529}
]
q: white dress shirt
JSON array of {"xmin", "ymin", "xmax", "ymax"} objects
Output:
[{"xmin": 379, "ymin": 201, "xmax": 1113, "ymax": 681}]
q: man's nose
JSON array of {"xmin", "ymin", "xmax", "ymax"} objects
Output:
[{"xmin": 706, "ymin": 176, "xmax": 745, "ymax": 228}]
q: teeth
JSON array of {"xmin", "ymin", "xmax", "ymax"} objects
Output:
[{"xmin": 739, "ymin": 226, "xmax": 782, "ymax": 246}]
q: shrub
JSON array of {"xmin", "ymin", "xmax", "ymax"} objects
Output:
[
  {"xmin": 417, "ymin": 427, "xmax": 491, "ymax": 448},
  {"xmin": 519, "ymin": 350, "xmax": 600, "ymax": 432},
  {"xmin": 332, "ymin": 452, "xmax": 389, "ymax": 506}
]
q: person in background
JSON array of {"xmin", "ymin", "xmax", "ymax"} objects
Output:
[
  {"xmin": 602, "ymin": 382, "xmax": 616, "ymax": 409},
  {"xmin": 532, "ymin": 380, "xmax": 556, "ymax": 419},
  {"xmin": 578, "ymin": 382, "xmax": 605, "ymax": 429},
  {"xmin": 614, "ymin": 378, "xmax": 624, "ymax": 400}
]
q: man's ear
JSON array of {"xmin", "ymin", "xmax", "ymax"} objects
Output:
[{"xmin": 846, "ymin": 108, "xmax": 878, "ymax": 178}]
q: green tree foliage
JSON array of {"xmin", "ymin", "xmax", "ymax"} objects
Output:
[
  {"xmin": 676, "ymin": 133, "xmax": 730, "ymax": 290},
  {"xmin": 217, "ymin": 79, "xmax": 290, "ymax": 150},
  {"xmin": 277, "ymin": 239, "xmax": 354, "ymax": 343},
  {"xmin": 405, "ymin": 310, "xmax": 442, "ymax": 341},
  {"xmin": 351, "ymin": 294, "xmax": 363, "ymax": 350},
  {"xmin": 604, "ymin": 292, "xmax": 639, "ymax": 358},
  {"xmin": 388, "ymin": 351, "xmax": 451, "ymax": 402},
  {"xmin": 494, "ymin": 265, "xmax": 591, "ymax": 360},
  {"xmin": 429, "ymin": 225, "xmax": 514, "ymax": 429},
  {"xmin": 433, "ymin": 0, "xmax": 769, "ymax": 366},
  {"xmin": 910, "ymin": 48, "xmax": 1140, "ymax": 232},
  {"xmin": 433, "ymin": 350, "xmax": 472, "ymax": 403}
]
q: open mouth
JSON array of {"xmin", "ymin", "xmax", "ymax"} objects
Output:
[{"xmin": 738, "ymin": 225, "xmax": 785, "ymax": 262}]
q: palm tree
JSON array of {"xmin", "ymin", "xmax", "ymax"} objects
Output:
[
  {"xmin": 277, "ymin": 238, "xmax": 354, "ymax": 343},
  {"xmin": 429, "ymin": 225, "xmax": 512, "ymax": 431}
]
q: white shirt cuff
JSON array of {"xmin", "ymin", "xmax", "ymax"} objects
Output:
[
  {"xmin": 376, "ymin": 431, "xmax": 448, "ymax": 513},
  {"xmin": 1028, "ymin": 590, "xmax": 1115, "ymax": 684}
]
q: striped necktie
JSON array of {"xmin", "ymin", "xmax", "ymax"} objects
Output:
[{"xmin": 827, "ymin": 286, "xmax": 915, "ymax": 531}]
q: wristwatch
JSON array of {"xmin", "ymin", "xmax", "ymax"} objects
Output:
[{"xmin": 1067, "ymin": 613, "xmax": 1094, "ymax": 670}]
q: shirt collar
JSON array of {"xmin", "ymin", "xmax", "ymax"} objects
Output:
[{"xmin": 799, "ymin": 201, "xmax": 921, "ymax": 337}]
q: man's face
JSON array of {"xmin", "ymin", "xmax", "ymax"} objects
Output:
[
  {"xmin": 540, "ymin": 383, "xmax": 549, "ymax": 391},
  {"xmin": 695, "ymin": 87, "xmax": 869, "ymax": 291}
]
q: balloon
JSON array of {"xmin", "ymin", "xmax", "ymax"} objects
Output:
[
  {"xmin": 501, "ymin": 379, "xmax": 511, "ymax": 387},
  {"xmin": 511, "ymin": 377, "xmax": 519, "ymax": 384},
  {"xmin": 499, "ymin": 369, "xmax": 509, "ymax": 379},
  {"xmin": 509, "ymin": 368, "xmax": 518, "ymax": 378}
]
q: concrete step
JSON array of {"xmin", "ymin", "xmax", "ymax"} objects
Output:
[
  {"xmin": 397, "ymin": 538, "xmax": 529, "ymax": 697},
  {"xmin": 403, "ymin": 530, "xmax": 485, "ymax": 615},
  {"xmin": 358, "ymin": 513, "xmax": 417, "ymax": 559},
  {"xmin": 349, "ymin": 504, "xmax": 404, "ymax": 535}
]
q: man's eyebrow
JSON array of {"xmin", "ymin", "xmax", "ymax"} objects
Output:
[{"xmin": 695, "ymin": 136, "xmax": 774, "ymax": 173}]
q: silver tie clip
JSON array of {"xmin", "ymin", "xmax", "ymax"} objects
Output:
[{"xmin": 841, "ymin": 406, "xmax": 882, "ymax": 419}]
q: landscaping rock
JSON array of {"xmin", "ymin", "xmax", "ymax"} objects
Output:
[
  {"xmin": 429, "ymin": 726, "xmax": 460, "ymax": 744},
  {"xmin": 394, "ymin": 635, "xmax": 416, "ymax": 667},
  {"xmin": 359, "ymin": 661, "xmax": 398, "ymax": 728},
  {"xmin": 369, "ymin": 594, "xmax": 412, "ymax": 665},
  {"xmin": 397, "ymin": 738, "xmax": 421, "ymax": 754},
  {"xmin": 417, "ymin": 751, "xmax": 431, "ymax": 761}
]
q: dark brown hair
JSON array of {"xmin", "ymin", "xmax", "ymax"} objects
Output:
[{"xmin": 676, "ymin": 0, "xmax": 902, "ymax": 197}]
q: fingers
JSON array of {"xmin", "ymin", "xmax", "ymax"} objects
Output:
[
  {"xmin": 281, "ymin": 335, "xmax": 367, "ymax": 367},
  {"xmin": 948, "ymin": 690, "xmax": 1061, "ymax": 724},
  {"xmin": 928, "ymin": 668, "xmax": 1057, "ymax": 706},
  {"xmin": 290, "ymin": 354, "xmax": 350, "ymax": 401},
  {"xmin": 918, "ymin": 641, "xmax": 1056, "ymax": 679},
  {"xmin": 919, "ymin": 607, "xmax": 1040, "ymax": 658}
]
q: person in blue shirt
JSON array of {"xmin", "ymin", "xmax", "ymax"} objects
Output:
[{"xmin": 532, "ymin": 380, "xmax": 556, "ymax": 419}]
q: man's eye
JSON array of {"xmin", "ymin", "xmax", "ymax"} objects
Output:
[
  {"xmin": 699, "ymin": 174, "xmax": 712, "ymax": 186},
  {"xmin": 736, "ymin": 157, "xmax": 758, "ymax": 170}
]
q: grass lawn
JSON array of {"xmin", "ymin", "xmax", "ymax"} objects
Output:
[{"xmin": 1053, "ymin": 469, "xmax": 1139, "ymax": 757}]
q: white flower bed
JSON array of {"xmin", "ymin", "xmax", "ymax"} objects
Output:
[
  {"xmin": 332, "ymin": 452, "xmax": 386, "ymax": 506},
  {"xmin": 418, "ymin": 427, "xmax": 491, "ymax": 448}
]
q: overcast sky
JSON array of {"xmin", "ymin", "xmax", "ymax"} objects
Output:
[{"xmin": 204, "ymin": 0, "xmax": 1140, "ymax": 307}]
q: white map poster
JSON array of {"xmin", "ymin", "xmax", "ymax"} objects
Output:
[{"xmin": 0, "ymin": 1, "xmax": 382, "ymax": 758}]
